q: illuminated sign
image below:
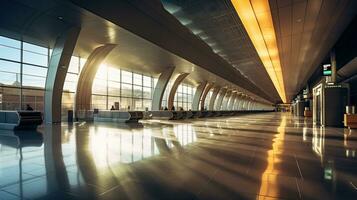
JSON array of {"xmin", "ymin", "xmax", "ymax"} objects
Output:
[{"xmin": 323, "ymin": 64, "xmax": 332, "ymax": 76}]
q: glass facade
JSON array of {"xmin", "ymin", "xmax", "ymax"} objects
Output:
[
  {"xmin": 161, "ymin": 82, "xmax": 195, "ymax": 110},
  {"xmin": 0, "ymin": 36, "xmax": 48, "ymax": 111},
  {"xmin": 204, "ymin": 90, "xmax": 212, "ymax": 110},
  {"xmin": 0, "ymin": 35, "xmax": 197, "ymax": 115},
  {"xmin": 61, "ymin": 56, "xmax": 84, "ymax": 119},
  {"xmin": 91, "ymin": 64, "xmax": 155, "ymax": 111}
]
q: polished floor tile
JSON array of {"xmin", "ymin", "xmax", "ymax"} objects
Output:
[{"xmin": 0, "ymin": 112, "xmax": 356, "ymax": 199}]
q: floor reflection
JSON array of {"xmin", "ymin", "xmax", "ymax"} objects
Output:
[{"xmin": 0, "ymin": 113, "xmax": 356, "ymax": 199}]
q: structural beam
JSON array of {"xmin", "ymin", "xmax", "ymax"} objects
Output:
[
  {"xmin": 215, "ymin": 88, "xmax": 227, "ymax": 110},
  {"xmin": 168, "ymin": 73, "xmax": 189, "ymax": 110},
  {"xmin": 228, "ymin": 92, "xmax": 237, "ymax": 110},
  {"xmin": 200, "ymin": 83, "xmax": 213, "ymax": 110},
  {"xmin": 192, "ymin": 81, "xmax": 207, "ymax": 111},
  {"xmin": 44, "ymin": 27, "xmax": 80, "ymax": 123},
  {"xmin": 152, "ymin": 67, "xmax": 175, "ymax": 110},
  {"xmin": 75, "ymin": 44, "xmax": 117, "ymax": 114},
  {"xmin": 221, "ymin": 90, "xmax": 232, "ymax": 110},
  {"xmin": 209, "ymin": 87, "xmax": 220, "ymax": 110},
  {"xmin": 233, "ymin": 95, "xmax": 240, "ymax": 110},
  {"xmin": 237, "ymin": 94, "xmax": 245, "ymax": 110}
]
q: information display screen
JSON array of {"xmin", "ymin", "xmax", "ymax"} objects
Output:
[{"xmin": 323, "ymin": 64, "xmax": 332, "ymax": 76}]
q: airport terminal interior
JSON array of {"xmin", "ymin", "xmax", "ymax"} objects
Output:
[{"xmin": 0, "ymin": 0, "xmax": 356, "ymax": 199}]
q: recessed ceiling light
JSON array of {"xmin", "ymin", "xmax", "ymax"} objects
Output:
[
  {"xmin": 232, "ymin": 0, "xmax": 287, "ymax": 103},
  {"xmin": 58, "ymin": 16, "xmax": 64, "ymax": 20}
]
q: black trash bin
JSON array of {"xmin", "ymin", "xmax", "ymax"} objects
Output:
[{"xmin": 68, "ymin": 110, "xmax": 73, "ymax": 123}]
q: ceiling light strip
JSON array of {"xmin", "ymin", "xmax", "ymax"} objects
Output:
[{"xmin": 231, "ymin": 0, "xmax": 286, "ymax": 103}]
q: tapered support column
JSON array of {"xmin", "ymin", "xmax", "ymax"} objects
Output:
[
  {"xmin": 192, "ymin": 81, "xmax": 207, "ymax": 111},
  {"xmin": 228, "ymin": 92, "xmax": 237, "ymax": 110},
  {"xmin": 209, "ymin": 87, "xmax": 220, "ymax": 110},
  {"xmin": 250, "ymin": 101, "xmax": 256, "ymax": 110},
  {"xmin": 237, "ymin": 94, "xmax": 245, "ymax": 110},
  {"xmin": 75, "ymin": 44, "xmax": 117, "ymax": 114},
  {"xmin": 200, "ymin": 83, "xmax": 213, "ymax": 110},
  {"xmin": 242, "ymin": 96, "xmax": 251, "ymax": 110},
  {"xmin": 152, "ymin": 67, "xmax": 175, "ymax": 110},
  {"xmin": 45, "ymin": 27, "xmax": 80, "ymax": 123},
  {"xmin": 233, "ymin": 95, "xmax": 240, "ymax": 110},
  {"xmin": 221, "ymin": 90, "xmax": 232, "ymax": 110},
  {"xmin": 215, "ymin": 88, "xmax": 227, "ymax": 110},
  {"xmin": 168, "ymin": 73, "xmax": 189, "ymax": 110},
  {"xmin": 247, "ymin": 101, "xmax": 252, "ymax": 110}
]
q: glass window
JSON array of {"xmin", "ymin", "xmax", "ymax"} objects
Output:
[
  {"xmin": 133, "ymin": 98, "xmax": 143, "ymax": 110},
  {"xmin": 23, "ymin": 51, "xmax": 48, "ymax": 66},
  {"xmin": 133, "ymin": 85, "xmax": 142, "ymax": 98},
  {"xmin": 23, "ymin": 42, "xmax": 48, "ymax": 55},
  {"xmin": 0, "ymin": 60, "xmax": 20, "ymax": 86},
  {"xmin": 0, "ymin": 60, "xmax": 21, "ymax": 73},
  {"xmin": 0, "ymin": 45, "xmax": 21, "ymax": 61},
  {"xmin": 108, "ymin": 81, "xmax": 120, "ymax": 96},
  {"xmin": 120, "ymin": 97, "xmax": 132, "ymax": 110},
  {"xmin": 68, "ymin": 56, "xmax": 79, "ymax": 73},
  {"xmin": 143, "ymin": 99, "xmax": 151, "ymax": 111},
  {"xmin": 22, "ymin": 65, "xmax": 47, "ymax": 88},
  {"xmin": 0, "ymin": 72, "xmax": 19, "ymax": 86},
  {"xmin": 92, "ymin": 95, "xmax": 107, "ymax": 110},
  {"xmin": 143, "ymin": 76, "xmax": 151, "ymax": 87},
  {"xmin": 133, "ymin": 74, "xmax": 142, "ymax": 85},
  {"xmin": 22, "ymin": 75, "xmax": 46, "ymax": 88},
  {"xmin": 108, "ymin": 67, "xmax": 120, "ymax": 81},
  {"xmin": 143, "ymin": 87, "xmax": 151, "ymax": 99},
  {"xmin": 63, "ymin": 73, "xmax": 78, "ymax": 92},
  {"xmin": 0, "ymin": 87, "xmax": 20, "ymax": 110},
  {"xmin": 108, "ymin": 96, "xmax": 120, "ymax": 109},
  {"xmin": 121, "ymin": 83, "xmax": 132, "ymax": 97},
  {"xmin": 61, "ymin": 92, "xmax": 75, "ymax": 120},
  {"xmin": 80, "ymin": 58, "xmax": 87, "ymax": 71},
  {"xmin": 0, "ymin": 36, "xmax": 21, "ymax": 48},
  {"xmin": 23, "ymin": 64, "xmax": 47, "ymax": 77},
  {"xmin": 121, "ymin": 70, "xmax": 132, "ymax": 84},
  {"xmin": 22, "ymin": 89, "xmax": 44, "ymax": 111},
  {"xmin": 92, "ymin": 78, "xmax": 107, "ymax": 95}
]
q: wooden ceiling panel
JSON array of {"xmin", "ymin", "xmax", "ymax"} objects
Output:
[
  {"xmin": 271, "ymin": 0, "xmax": 356, "ymax": 101},
  {"xmin": 277, "ymin": 0, "xmax": 292, "ymax": 8},
  {"xmin": 278, "ymin": 6, "xmax": 292, "ymax": 37},
  {"xmin": 291, "ymin": 1, "xmax": 306, "ymax": 34}
]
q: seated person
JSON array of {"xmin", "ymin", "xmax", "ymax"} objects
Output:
[
  {"xmin": 110, "ymin": 105, "xmax": 115, "ymax": 111},
  {"xmin": 26, "ymin": 104, "xmax": 34, "ymax": 111}
]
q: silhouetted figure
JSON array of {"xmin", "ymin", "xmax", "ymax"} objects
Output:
[
  {"xmin": 171, "ymin": 106, "xmax": 175, "ymax": 111},
  {"xmin": 110, "ymin": 105, "xmax": 115, "ymax": 111},
  {"xmin": 164, "ymin": 107, "xmax": 168, "ymax": 110},
  {"xmin": 127, "ymin": 105, "xmax": 131, "ymax": 110},
  {"xmin": 179, "ymin": 107, "xmax": 184, "ymax": 111},
  {"xmin": 26, "ymin": 104, "xmax": 33, "ymax": 111}
]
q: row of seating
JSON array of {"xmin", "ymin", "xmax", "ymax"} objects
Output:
[
  {"xmin": 93, "ymin": 111, "xmax": 143, "ymax": 123},
  {"xmin": 0, "ymin": 110, "xmax": 271, "ymax": 130},
  {"xmin": 77, "ymin": 110, "xmax": 271, "ymax": 122},
  {"xmin": 148, "ymin": 110, "xmax": 269, "ymax": 120},
  {"xmin": 0, "ymin": 111, "xmax": 43, "ymax": 130}
]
